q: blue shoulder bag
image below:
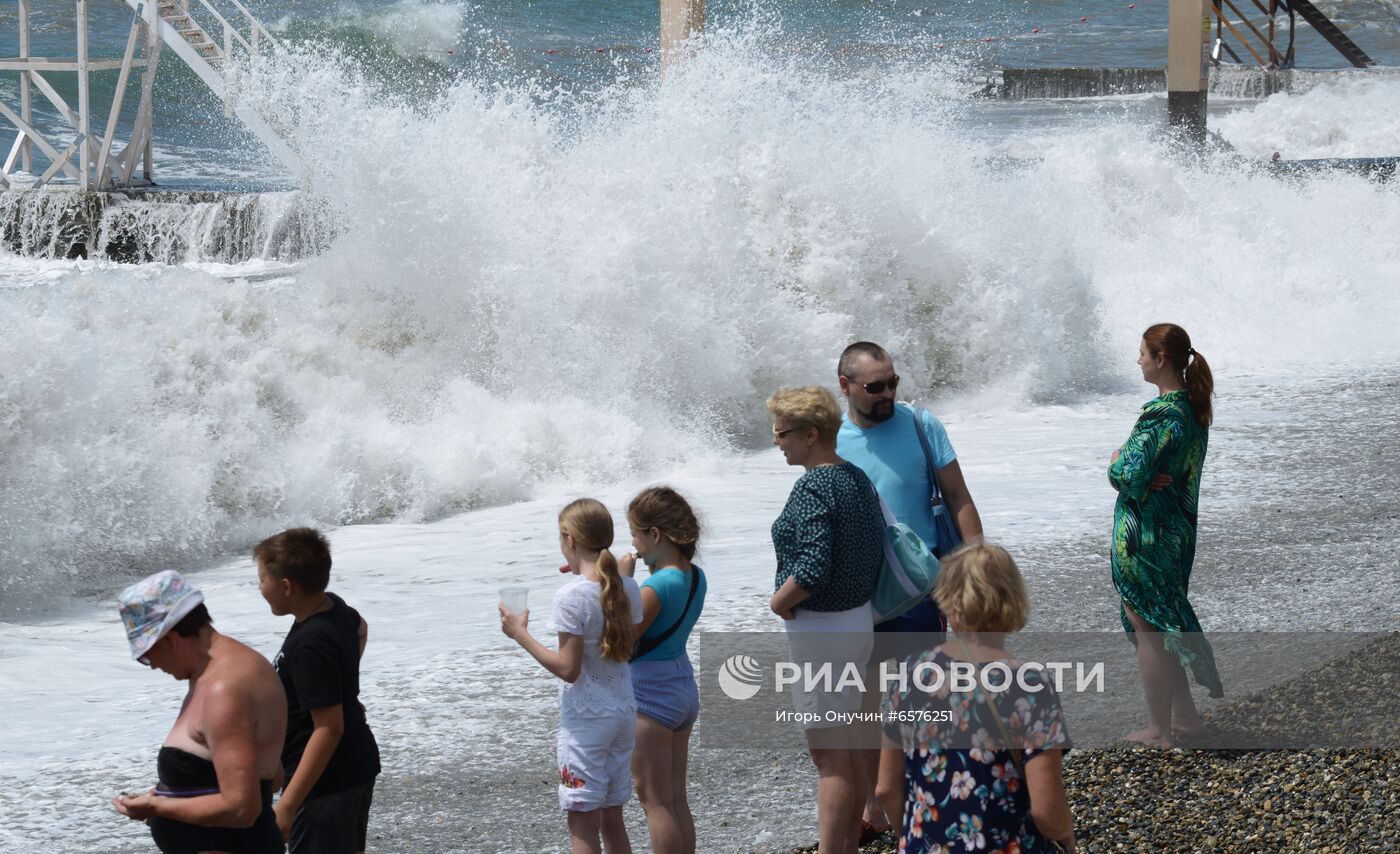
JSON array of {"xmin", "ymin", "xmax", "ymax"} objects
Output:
[{"xmin": 870, "ymin": 486, "xmax": 942, "ymax": 623}]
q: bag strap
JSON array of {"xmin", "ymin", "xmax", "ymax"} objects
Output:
[
  {"xmin": 980, "ymin": 685, "xmax": 1068, "ymax": 853},
  {"xmin": 979, "ymin": 682, "xmax": 1025, "ymax": 777},
  {"xmin": 870, "ymin": 481, "xmax": 897, "ymax": 528},
  {"xmin": 903, "ymin": 402, "xmax": 947, "ymax": 506},
  {"xmin": 870, "ymin": 482, "xmax": 920, "ymax": 597},
  {"xmin": 631, "ymin": 567, "xmax": 701, "ymax": 661}
]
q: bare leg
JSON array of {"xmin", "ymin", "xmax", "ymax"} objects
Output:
[
  {"xmin": 1122, "ymin": 603, "xmax": 1176, "ymax": 748},
  {"xmin": 858, "ymin": 747, "xmax": 888, "ymax": 833},
  {"xmin": 670, "ymin": 727, "xmax": 696, "ymax": 854},
  {"xmin": 1171, "ymin": 664, "xmax": 1205, "ymax": 738},
  {"xmin": 567, "ymin": 809, "xmax": 603, "ymax": 854},
  {"xmin": 598, "ymin": 805, "xmax": 632, "ymax": 853},
  {"xmin": 852, "ymin": 744, "xmax": 873, "ymax": 848},
  {"xmin": 808, "ymin": 742, "xmax": 861, "ymax": 853},
  {"xmin": 874, "ymin": 748, "xmax": 906, "ymax": 840},
  {"xmin": 857, "ymin": 668, "xmax": 889, "ymax": 835},
  {"xmin": 633, "ymin": 716, "xmax": 685, "ymax": 854}
]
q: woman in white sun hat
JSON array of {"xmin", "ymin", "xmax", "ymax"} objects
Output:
[{"xmin": 113, "ymin": 570, "xmax": 289, "ymax": 854}]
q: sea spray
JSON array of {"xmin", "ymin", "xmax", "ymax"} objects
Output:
[
  {"xmin": 2, "ymin": 25, "xmax": 1399, "ymax": 604},
  {"xmin": 0, "ymin": 190, "xmax": 330, "ymax": 263}
]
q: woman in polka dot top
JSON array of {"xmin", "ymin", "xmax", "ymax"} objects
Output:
[{"xmin": 766, "ymin": 384, "xmax": 884, "ymax": 853}]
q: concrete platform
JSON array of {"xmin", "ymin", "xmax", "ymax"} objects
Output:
[{"xmin": 0, "ymin": 188, "xmax": 328, "ymax": 263}]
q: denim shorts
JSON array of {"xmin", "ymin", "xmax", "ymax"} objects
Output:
[{"xmin": 631, "ymin": 655, "xmax": 700, "ymax": 731}]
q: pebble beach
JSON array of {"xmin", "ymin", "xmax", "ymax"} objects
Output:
[{"xmin": 807, "ymin": 632, "xmax": 1400, "ymax": 854}]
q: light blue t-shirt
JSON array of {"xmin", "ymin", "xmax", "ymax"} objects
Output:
[
  {"xmin": 634, "ymin": 566, "xmax": 706, "ymax": 662},
  {"xmin": 837, "ymin": 403, "xmax": 958, "ymax": 549}
]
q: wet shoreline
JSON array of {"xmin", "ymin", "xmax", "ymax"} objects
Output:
[{"xmin": 360, "ymin": 373, "xmax": 1400, "ymax": 852}]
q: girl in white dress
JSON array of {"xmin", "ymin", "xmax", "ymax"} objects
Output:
[{"xmin": 501, "ymin": 498, "xmax": 643, "ymax": 854}]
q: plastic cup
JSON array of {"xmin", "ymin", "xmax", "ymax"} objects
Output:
[{"xmin": 499, "ymin": 586, "xmax": 529, "ymax": 614}]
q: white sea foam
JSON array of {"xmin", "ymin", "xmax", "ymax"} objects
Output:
[
  {"xmin": 3, "ymin": 26, "xmax": 1400, "ymax": 603},
  {"xmin": 2, "ymin": 22, "xmax": 1400, "ymax": 849},
  {"xmin": 0, "ymin": 403, "xmax": 1130, "ymax": 849},
  {"xmin": 3, "ymin": 374, "xmax": 1396, "ymax": 850},
  {"xmin": 302, "ymin": 0, "xmax": 471, "ymax": 61},
  {"xmin": 1214, "ymin": 74, "xmax": 1400, "ymax": 158}
]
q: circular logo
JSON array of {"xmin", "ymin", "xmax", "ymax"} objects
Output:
[{"xmin": 718, "ymin": 654, "xmax": 763, "ymax": 701}]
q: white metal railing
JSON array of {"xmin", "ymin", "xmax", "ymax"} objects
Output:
[
  {"xmin": 0, "ymin": 0, "xmax": 297, "ymax": 192},
  {"xmin": 164, "ymin": 0, "xmax": 281, "ymax": 62},
  {"xmin": 147, "ymin": 0, "xmax": 300, "ymax": 175}
]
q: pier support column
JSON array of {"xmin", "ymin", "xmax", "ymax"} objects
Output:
[
  {"xmin": 141, "ymin": 0, "xmax": 160, "ymax": 183},
  {"xmin": 660, "ymin": 0, "xmax": 705, "ymax": 75},
  {"xmin": 77, "ymin": 0, "xmax": 91, "ymax": 190},
  {"xmin": 19, "ymin": 0, "xmax": 32, "ymax": 174},
  {"xmin": 1167, "ymin": 0, "xmax": 1211, "ymax": 143}
]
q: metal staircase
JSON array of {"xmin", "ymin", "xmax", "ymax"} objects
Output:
[
  {"xmin": 1211, "ymin": 0, "xmax": 1374, "ymax": 70},
  {"xmin": 0, "ymin": 0, "xmax": 301, "ymax": 190},
  {"xmin": 159, "ymin": 1, "xmax": 226, "ymax": 64},
  {"xmin": 1282, "ymin": 0, "xmax": 1374, "ymax": 68},
  {"xmin": 121, "ymin": 0, "xmax": 299, "ymax": 173}
]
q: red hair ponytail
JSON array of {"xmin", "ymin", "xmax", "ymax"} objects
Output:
[{"xmin": 1143, "ymin": 323, "xmax": 1213, "ymax": 427}]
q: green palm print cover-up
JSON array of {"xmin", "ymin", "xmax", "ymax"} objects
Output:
[{"xmin": 1109, "ymin": 389, "xmax": 1224, "ymax": 698}]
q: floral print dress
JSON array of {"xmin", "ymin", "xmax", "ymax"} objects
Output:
[
  {"xmin": 882, "ymin": 649, "xmax": 1071, "ymax": 854},
  {"xmin": 1109, "ymin": 389, "xmax": 1223, "ymax": 697}
]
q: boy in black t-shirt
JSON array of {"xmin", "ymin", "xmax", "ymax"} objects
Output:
[{"xmin": 256, "ymin": 528, "xmax": 381, "ymax": 854}]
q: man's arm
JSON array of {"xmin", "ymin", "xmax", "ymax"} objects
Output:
[
  {"xmin": 274, "ymin": 704, "xmax": 344, "ymax": 839},
  {"xmin": 114, "ymin": 680, "xmax": 264, "ymax": 828},
  {"xmin": 937, "ymin": 460, "xmax": 983, "ymax": 543}
]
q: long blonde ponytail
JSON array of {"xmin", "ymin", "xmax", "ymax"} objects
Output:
[{"xmin": 559, "ymin": 498, "xmax": 635, "ymax": 663}]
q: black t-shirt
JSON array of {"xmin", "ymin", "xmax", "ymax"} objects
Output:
[{"xmin": 274, "ymin": 592, "xmax": 381, "ymax": 798}]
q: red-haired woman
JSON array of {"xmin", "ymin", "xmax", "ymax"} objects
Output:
[{"xmin": 1110, "ymin": 323, "xmax": 1224, "ymax": 748}]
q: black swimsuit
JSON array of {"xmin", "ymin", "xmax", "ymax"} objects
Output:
[{"xmin": 147, "ymin": 746, "xmax": 284, "ymax": 854}]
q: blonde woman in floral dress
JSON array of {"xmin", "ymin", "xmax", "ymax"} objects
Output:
[{"xmin": 877, "ymin": 545, "xmax": 1075, "ymax": 854}]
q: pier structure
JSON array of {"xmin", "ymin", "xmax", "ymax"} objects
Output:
[
  {"xmin": 1168, "ymin": 0, "xmax": 1212, "ymax": 143},
  {"xmin": 1, "ymin": 0, "xmax": 295, "ymax": 192},
  {"xmin": 1211, "ymin": 0, "xmax": 1374, "ymax": 71},
  {"xmin": 660, "ymin": 0, "xmax": 705, "ymax": 74}
]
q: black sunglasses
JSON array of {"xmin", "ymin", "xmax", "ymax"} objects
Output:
[{"xmin": 845, "ymin": 374, "xmax": 900, "ymax": 395}]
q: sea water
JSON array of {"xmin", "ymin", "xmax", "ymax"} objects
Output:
[{"xmin": 2, "ymin": 1, "xmax": 1399, "ymax": 850}]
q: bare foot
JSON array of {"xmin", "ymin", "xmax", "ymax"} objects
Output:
[
  {"xmin": 1171, "ymin": 719, "xmax": 1207, "ymax": 741},
  {"xmin": 1122, "ymin": 727, "xmax": 1173, "ymax": 748},
  {"xmin": 860, "ymin": 820, "xmax": 890, "ymax": 845}
]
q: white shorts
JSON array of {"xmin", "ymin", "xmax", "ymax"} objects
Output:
[
  {"xmin": 784, "ymin": 602, "xmax": 875, "ymax": 730},
  {"xmin": 557, "ymin": 712, "xmax": 636, "ymax": 811}
]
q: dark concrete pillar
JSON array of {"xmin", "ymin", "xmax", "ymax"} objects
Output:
[{"xmin": 1167, "ymin": 0, "xmax": 1211, "ymax": 143}]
